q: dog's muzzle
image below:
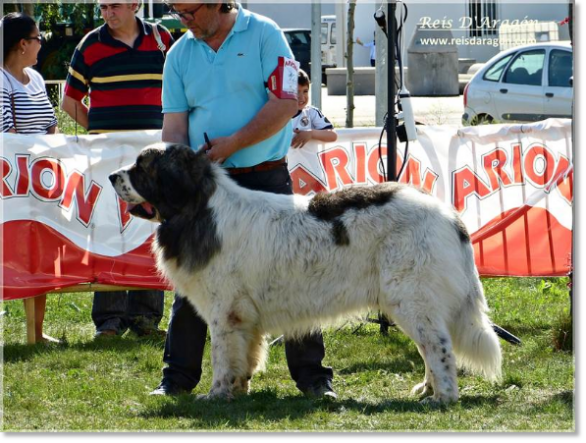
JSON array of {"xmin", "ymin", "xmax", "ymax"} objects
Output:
[{"xmin": 109, "ymin": 172, "xmax": 157, "ymax": 221}]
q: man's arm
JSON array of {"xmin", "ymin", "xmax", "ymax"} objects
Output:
[
  {"xmin": 206, "ymin": 92, "xmax": 297, "ymax": 163},
  {"xmin": 162, "ymin": 112, "xmax": 190, "ymax": 145},
  {"xmin": 61, "ymin": 95, "xmax": 89, "ymax": 130}
]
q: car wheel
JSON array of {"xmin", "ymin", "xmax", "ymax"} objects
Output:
[{"xmin": 470, "ymin": 114, "xmax": 494, "ymax": 126}]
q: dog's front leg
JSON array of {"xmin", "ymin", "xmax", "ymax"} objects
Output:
[{"xmin": 206, "ymin": 319, "xmax": 253, "ymax": 400}]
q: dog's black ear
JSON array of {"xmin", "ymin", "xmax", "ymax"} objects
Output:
[
  {"xmin": 159, "ymin": 145, "xmax": 216, "ymax": 214},
  {"xmin": 189, "ymin": 149, "xmax": 217, "ymax": 201}
]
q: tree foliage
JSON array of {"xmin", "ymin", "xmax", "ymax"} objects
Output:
[{"xmin": 25, "ymin": 2, "xmax": 101, "ymax": 79}]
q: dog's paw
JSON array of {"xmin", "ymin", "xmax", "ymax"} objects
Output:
[
  {"xmin": 419, "ymin": 393, "xmax": 457, "ymax": 407},
  {"xmin": 411, "ymin": 381, "xmax": 433, "ymax": 397},
  {"xmin": 419, "ymin": 396, "xmax": 444, "ymax": 408},
  {"xmin": 200, "ymin": 389, "xmax": 235, "ymax": 401},
  {"xmin": 232, "ymin": 377, "xmax": 250, "ymax": 395}
]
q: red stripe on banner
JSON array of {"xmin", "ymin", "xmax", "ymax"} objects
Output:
[
  {"xmin": 472, "ymin": 206, "xmax": 572, "ymax": 276},
  {"xmin": 89, "ymin": 87, "xmax": 162, "ymax": 108},
  {"xmin": 1, "ymin": 220, "xmax": 170, "ymax": 300}
]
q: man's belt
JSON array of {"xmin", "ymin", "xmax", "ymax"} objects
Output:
[{"xmin": 226, "ymin": 157, "xmax": 287, "ymax": 175}]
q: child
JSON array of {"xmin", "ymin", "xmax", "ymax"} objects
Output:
[{"xmin": 291, "ymin": 69, "xmax": 338, "ymax": 149}]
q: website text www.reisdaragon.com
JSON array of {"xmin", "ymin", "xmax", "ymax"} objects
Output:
[{"xmin": 419, "ymin": 36, "xmax": 537, "ymax": 48}]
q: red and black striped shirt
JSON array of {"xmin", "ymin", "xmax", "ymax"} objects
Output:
[{"xmin": 64, "ymin": 18, "xmax": 173, "ymax": 134}]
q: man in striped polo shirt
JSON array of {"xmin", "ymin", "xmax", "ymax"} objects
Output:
[
  {"xmin": 62, "ymin": 1, "xmax": 173, "ymax": 133},
  {"xmin": 62, "ymin": 1, "xmax": 173, "ymax": 339}
]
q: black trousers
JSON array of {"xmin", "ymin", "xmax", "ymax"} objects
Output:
[
  {"xmin": 92, "ymin": 290, "xmax": 164, "ymax": 334},
  {"xmin": 161, "ymin": 165, "xmax": 333, "ymax": 392}
]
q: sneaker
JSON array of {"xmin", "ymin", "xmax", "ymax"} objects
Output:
[
  {"xmin": 302, "ymin": 380, "xmax": 337, "ymax": 400},
  {"xmin": 149, "ymin": 379, "xmax": 191, "ymax": 396},
  {"xmin": 39, "ymin": 334, "xmax": 61, "ymax": 344},
  {"xmin": 94, "ymin": 329, "xmax": 118, "ymax": 339}
]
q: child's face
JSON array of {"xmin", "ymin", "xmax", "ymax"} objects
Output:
[{"xmin": 297, "ymin": 85, "xmax": 309, "ymax": 110}]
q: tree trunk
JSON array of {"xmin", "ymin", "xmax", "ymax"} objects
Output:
[{"xmin": 346, "ymin": 0, "xmax": 357, "ymax": 128}]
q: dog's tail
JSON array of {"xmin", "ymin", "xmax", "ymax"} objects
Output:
[{"xmin": 451, "ymin": 266, "xmax": 502, "ymax": 382}]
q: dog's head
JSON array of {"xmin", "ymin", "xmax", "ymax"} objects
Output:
[{"xmin": 109, "ymin": 143, "xmax": 216, "ymax": 223}]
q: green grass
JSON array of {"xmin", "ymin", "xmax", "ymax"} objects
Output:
[
  {"xmin": 50, "ymin": 89, "xmax": 88, "ymax": 137},
  {"xmin": 1, "ymin": 277, "xmax": 573, "ymax": 432}
]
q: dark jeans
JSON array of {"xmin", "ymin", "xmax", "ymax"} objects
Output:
[
  {"xmin": 92, "ymin": 290, "xmax": 164, "ymax": 335},
  {"xmin": 161, "ymin": 165, "xmax": 333, "ymax": 392}
]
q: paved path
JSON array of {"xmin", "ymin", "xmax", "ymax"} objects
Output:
[{"xmin": 319, "ymin": 87, "xmax": 465, "ymax": 128}]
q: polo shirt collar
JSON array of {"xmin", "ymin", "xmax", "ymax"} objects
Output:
[
  {"xmin": 232, "ymin": 4, "xmax": 251, "ymax": 34},
  {"xmin": 98, "ymin": 17, "xmax": 147, "ymax": 47},
  {"xmin": 185, "ymin": 3, "xmax": 251, "ymax": 41}
]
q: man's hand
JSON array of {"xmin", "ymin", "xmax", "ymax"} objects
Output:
[
  {"xmin": 291, "ymin": 129, "xmax": 313, "ymax": 149},
  {"xmin": 206, "ymin": 135, "xmax": 239, "ymax": 164}
]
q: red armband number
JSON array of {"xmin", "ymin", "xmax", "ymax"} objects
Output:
[{"xmin": 267, "ymin": 56, "xmax": 299, "ymax": 100}]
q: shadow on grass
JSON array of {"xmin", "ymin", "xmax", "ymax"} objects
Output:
[
  {"xmin": 527, "ymin": 390, "xmax": 574, "ymax": 414},
  {"xmin": 496, "ymin": 323, "xmax": 556, "ymax": 338},
  {"xmin": 3, "ymin": 335, "xmax": 165, "ymax": 363},
  {"xmin": 338, "ymin": 351, "xmax": 422, "ymax": 375},
  {"xmin": 139, "ymin": 389, "xmax": 500, "ymax": 427}
]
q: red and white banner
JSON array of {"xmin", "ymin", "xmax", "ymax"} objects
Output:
[{"xmin": 1, "ymin": 120, "xmax": 572, "ymax": 300}]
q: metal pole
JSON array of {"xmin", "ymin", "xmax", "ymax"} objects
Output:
[
  {"xmin": 378, "ymin": 0, "xmax": 398, "ymax": 335},
  {"xmin": 386, "ymin": 0, "xmax": 397, "ymax": 182}
]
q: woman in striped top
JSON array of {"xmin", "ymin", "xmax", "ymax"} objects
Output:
[
  {"xmin": 1, "ymin": 12, "xmax": 58, "ymax": 135},
  {"xmin": 1, "ymin": 12, "xmax": 59, "ymax": 344}
]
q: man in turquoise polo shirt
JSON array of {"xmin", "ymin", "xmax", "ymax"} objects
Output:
[{"xmin": 150, "ymin": 1, "xmax": 335, "ymax": 399}]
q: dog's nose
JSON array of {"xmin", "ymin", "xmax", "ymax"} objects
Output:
[{"xmin": 108, "ymin": 173, "xmax": 119, "ymax": 186}]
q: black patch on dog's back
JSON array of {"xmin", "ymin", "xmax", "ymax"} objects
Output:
[{"xmin": 308, "ymin": 185, "xmax": 400, "ymax": 245}]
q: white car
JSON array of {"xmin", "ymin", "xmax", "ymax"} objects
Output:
[{"xmin": 462, "ymin": 42, "xmax": 573, "ymax": 124}]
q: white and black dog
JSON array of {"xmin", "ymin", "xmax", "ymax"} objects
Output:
[{"xmin": 110, "ymin": 143, "xmax": 502, "ymax": 404}]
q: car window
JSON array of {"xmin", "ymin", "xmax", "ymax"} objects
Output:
[
  {"xmin": 503, "ymin": 50, "xmax": 545, "ymax": 86},
  {"xmin": 483, "ymin": 54, "xmax": 514, "ymax": 82},
  {"xmin": 321, "ymin": 24, "xmax": 328, "ymax": 44},
  {"xmin": 548, "ymin": 49, "xmax": 573, "ymax": 87},
  {"xmin": 286, "ymin": 31, "xmax": 309, "ymax": 46},
  {"xmin": 331, "ymin": 23, "xmax": 337, "ymax": 45}
]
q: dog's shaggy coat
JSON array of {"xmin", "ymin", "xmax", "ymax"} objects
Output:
[{"xmin": 110, "ymin": 143, "xmax": 502, "ymax": 404}]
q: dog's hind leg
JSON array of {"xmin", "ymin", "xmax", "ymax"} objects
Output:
[
  {"xmin": 381, "ymin": 302, "xmax": 459, "ymax": 405},
  {"xmin": 411, "ymin": 344, "xmax": 433, "ymax": 397},
  {"xmin": 230, "ymin": 329, "xmax": 267, "ymax": 395},
  {"xmin": 244, "ymin": 329, "xmax": 267, "ymax": 389}
]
